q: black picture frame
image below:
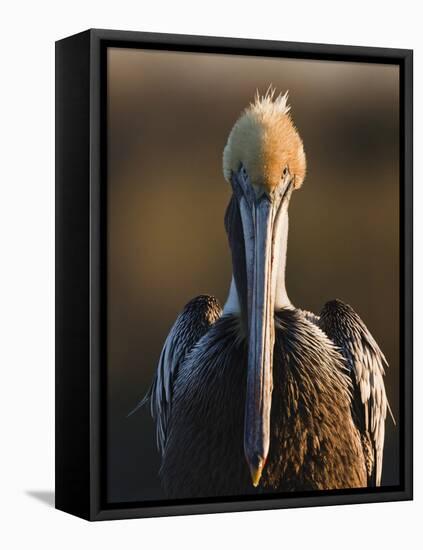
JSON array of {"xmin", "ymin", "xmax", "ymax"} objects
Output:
[{"xmin": 55, "ymin": 28, "xmax": 413, "ymax": 521}]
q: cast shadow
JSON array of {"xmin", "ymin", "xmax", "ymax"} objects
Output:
[{"xmin": 26, "ymin": 490, "xmax": 55, "ymax": 508}]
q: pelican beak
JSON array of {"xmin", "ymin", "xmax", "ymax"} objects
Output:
[
  {"xmin": 244, "ymin": 194, "xmax": 276, "ymax": 487},
  {"xmin": 232, "ymin": 167, "xmax": 290, "ymax": 488}
]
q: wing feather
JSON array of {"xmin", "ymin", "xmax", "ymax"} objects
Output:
[
  {"xmin": 129, "ymin": 295, "xmax": 221, "ymax": 455},
  {"xmin": 318, "ymin": 299, "xmax": 393, "ymax": 486}
]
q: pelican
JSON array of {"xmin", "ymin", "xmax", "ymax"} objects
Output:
[{"xmin": 133, "ymin": 89, "xmax": 393, "ymax": 497}]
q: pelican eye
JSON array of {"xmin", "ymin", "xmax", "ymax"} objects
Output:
[{"xmin": 282, "ymin": 166, "xmax": 288, "ymax": 178}]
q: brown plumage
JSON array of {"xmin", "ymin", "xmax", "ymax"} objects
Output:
[
  {"xmin": 319, "ymin": 299, "xmax": 392, "ymax": 486},
  {"xmin": 159, "ymin": 309, "xmax": 366, "ymax": 498}
]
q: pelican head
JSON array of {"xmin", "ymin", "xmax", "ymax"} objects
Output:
[{"xmin": 223, "ymin": 89, "xmax": 306, "ymax": 487}]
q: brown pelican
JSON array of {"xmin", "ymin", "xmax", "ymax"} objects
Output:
[{"xmin": 133, "ymin": 89, "xmax": 393, "ymax": 497}]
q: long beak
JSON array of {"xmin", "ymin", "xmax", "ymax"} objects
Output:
[
  {"xmin": 242, "ymin": 195, "xmax": 277, "ymax": 487},
  {"xmin": 230, "ymin": 166, "xmax": 291, "ymax": 488}
]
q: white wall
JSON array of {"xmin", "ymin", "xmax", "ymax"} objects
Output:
[{"xmin": 0, "ymin": 1, "xmax": 420, "ymax": 548}]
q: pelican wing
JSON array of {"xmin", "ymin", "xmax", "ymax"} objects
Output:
[
  {"xmin": 318, "ymin": 299, "xmax": 392, "ymax": 486},
  {"xmin": 131, "ymin": 295, "xmax": 222, "ymax": 455}
]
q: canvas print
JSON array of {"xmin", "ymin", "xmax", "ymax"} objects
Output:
[{"xmin": 107, "ymin": 48, "xmax": 399, "ymax": 503}]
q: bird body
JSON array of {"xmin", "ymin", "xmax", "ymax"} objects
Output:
[
  {"xmin": 159, "ymin": 306, "xmax": 368, "ymax": 498},
  {"xmin": 134, "ymin": 88, "xmax": 392, "ymax": 496}
]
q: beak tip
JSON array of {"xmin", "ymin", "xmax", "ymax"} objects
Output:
[
  {"xmin": 248, "ymin": 456, "xmax": 266, "ymax": 487},
  {"xmin": 252, "ymin": 477, "xmax": 261, "ymax": 488}
]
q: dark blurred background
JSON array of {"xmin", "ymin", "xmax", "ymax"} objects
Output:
[{"xmin": 107, "ymin": 48, "xmax": 400, "ymax": 503}]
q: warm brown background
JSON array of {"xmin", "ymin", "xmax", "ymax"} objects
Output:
[{"xmin": 107, "ymin": 47, "xmax": 400, "ymax": 503}]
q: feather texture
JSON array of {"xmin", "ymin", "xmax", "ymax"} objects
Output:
[
  {"xmin": 130, "ymin": 295, "xmax": 221, "ymax": 455},
  {"xmin": 318, "ymin": 299, "xmax": 392, "ymax": 486},
  {"xmin": 160, "ymin": 309, "xmax": 367, "ymax": 498}
]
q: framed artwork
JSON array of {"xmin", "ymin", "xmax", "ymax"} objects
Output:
[{"xmin": 55, "ymin": 29, "xmax": 413, "ymax": 520}]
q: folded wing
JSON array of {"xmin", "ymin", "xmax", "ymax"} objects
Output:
[
  {"xmin": 130, "ymin": 295, "xmax": 221, "ymax": 455},
  {"xmin": 318, "ymin": 299, "xmax": 393, "ymax": 486}
]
